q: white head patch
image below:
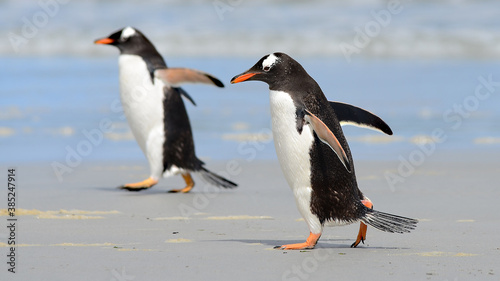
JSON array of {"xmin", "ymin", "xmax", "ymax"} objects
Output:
[
  {"xmin": 121, "ymin": 27, "xmax": 136, "ymax": 40},
  {"xmin": 262, "ymin": 53, "xmax": 279, "ymax": 70}
]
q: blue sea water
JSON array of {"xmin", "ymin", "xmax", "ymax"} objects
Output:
[{"xmin": 1, "ymin": 0, "xmax": 500, "ymax": 166}]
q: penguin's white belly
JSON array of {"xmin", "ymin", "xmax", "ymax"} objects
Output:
[
  {"xmin": 269, "ymin": 90, "xmax": 322, "ymax": 234},
  {"xmin": 269, "ymin": 90, "xmax": 313, "ymax": 188},
  {"xmin": 118, "ymin": 54, "xmax": 166, "ymax": 178}
]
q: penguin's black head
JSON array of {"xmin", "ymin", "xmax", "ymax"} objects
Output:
[
  {"xmin": 94, "ymin": 27, "xmax": 155, "ymax": 54},
  {"xmin": 231, "ymin": 52, "xmax": 303, "ymax": 89}
]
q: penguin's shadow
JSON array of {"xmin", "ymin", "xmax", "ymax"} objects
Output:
[
  {"xmin": 214, "ymin": 239, "xmax": 407, "ymax": 250},
  {"xmin": 93, "ymin": 186, "xmax": 187, "ymax": 195}
]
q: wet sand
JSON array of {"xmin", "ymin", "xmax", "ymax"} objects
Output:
[{"xmin": 1, "ymin": 156, "xmax": 498, "ymax": 280}]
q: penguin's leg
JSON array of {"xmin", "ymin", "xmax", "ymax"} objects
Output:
[
  {"xmin": 120, "ymin": 126, "xmax": 163, "ymax": 191},
  {"xmin": 351, "ymin": 197, "xmax": 373, "ymax": 248},
  {"xmin": 275, "ymin": 186, "xmax": 323, "ymax": 250},
  {"xmin": 168, "ymin": 173, "xmax": 195, "ymax": 193}
]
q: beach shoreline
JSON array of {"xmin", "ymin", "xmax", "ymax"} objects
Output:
[{"xmin": 0, "ymin": 158, "xmax": 498, "ymax": 280}]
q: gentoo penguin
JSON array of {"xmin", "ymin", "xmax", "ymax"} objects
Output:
[
  {"xmin": 95, "ymin": 27, "xmax": 236, "ymax": 193},
  {"xmin": 231, "ymin": 53, "xmax": 417, "ymax": 249}
]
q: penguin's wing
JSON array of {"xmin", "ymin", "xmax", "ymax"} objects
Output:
[
  {"xmin": 329, "ymin": 102, "xmax": 393, "ymax": 135},
  {"xmin": 175, "ymin": 87, "xmax": 196, "ymax": 106},
  {"xmin": 304, "ymin": 109, "xmax": 351, "ymax": 173},
  {"xmin": 154, "ymin": 68, "xmax": 224, "ymax": 88}
]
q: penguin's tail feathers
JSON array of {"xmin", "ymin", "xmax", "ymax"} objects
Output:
[
  {"xmin": 362, "ymin": 208, "xmax": 418, "ymax": 234},
  {"xmin": 198, "ymin": 167, "xmax": 238, "ymax": 189}
]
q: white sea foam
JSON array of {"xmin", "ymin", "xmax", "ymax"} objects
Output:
[{"xmin": 3, "ymin": 0, "xmax": 500, "ymax": 59}]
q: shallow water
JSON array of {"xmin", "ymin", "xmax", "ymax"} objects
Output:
[{"xmin": 2, "ymin": 56, "xmax": 499, "ymax": 165}]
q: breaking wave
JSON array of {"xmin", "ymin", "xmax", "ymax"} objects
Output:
[{"xmin": 2, "ymin": 0, "xmax": 500, "ymax": 59}]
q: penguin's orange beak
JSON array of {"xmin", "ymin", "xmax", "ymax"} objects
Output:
[
  {"xmin": 230, "ymin": 72, "xmax": 258, "ymax": 84},
  {"xmin": 94, "ymin": 38, "xmax": 115, "ymax": 45}
]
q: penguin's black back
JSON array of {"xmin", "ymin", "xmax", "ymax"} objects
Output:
[
  {"xmin": 303, "ymin": 92, "xmax": 365, "ymax": 224},
  {"xmin": 162, "ymin": 87, "xmax": 203, "ymax": 172}
]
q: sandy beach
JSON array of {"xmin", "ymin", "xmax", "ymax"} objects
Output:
[{"xmin": 1, "ymin": 154, "xmax": 498, "ymax": 280}]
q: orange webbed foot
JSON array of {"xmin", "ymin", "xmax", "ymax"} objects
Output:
[
  {"xmin": 351, "ymin": 198, "xmax": 373, "ymax": 248},
  {"xmin": 274, "ymin": 232, "xmax": 321, "ymax": 250},
  {"xmin": 168, "ymin": 173, "xmax": 194, "ymax": 193},
  {"xmin": 119, "ymin": 177, "xmax": 158, "ymax": 192}
]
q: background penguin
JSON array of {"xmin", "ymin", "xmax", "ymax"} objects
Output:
[
  {"xmin": 231, "ymin": 52, "xmax": 417, "ymax": 249},
  {"xmin": 95, "ymin": 27, "xmax": 236, "ymax": 193}
]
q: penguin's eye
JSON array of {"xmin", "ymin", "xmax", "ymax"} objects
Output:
[{"xmin": 263, "ymin": 66, "xmax": 271, "ymax": 72}]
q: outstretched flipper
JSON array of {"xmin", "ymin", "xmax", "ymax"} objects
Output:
[
  {"xmin": 155, "ymin": 68, "xmax": 224, "ymax": 88},
  {"xmin": 329, "ymin": 102, "xmax": 393, "ymax": 135},
  {"xmin": 304, "ymin": 109, "xmax": 351, "ymax": 173},
  {"xmin": 156, "ymin": 68, "xmax": 224, "ymax": 106}
]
